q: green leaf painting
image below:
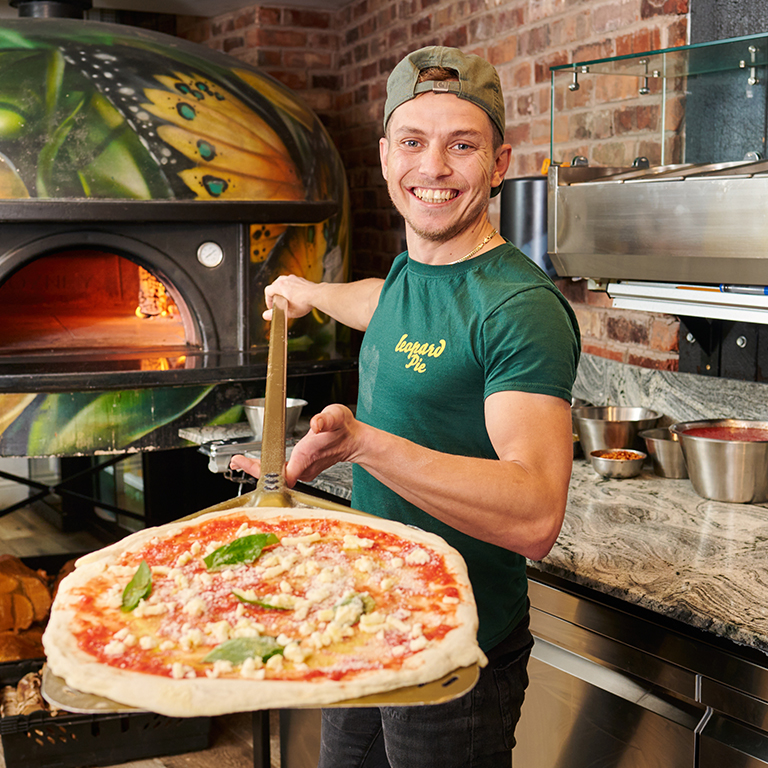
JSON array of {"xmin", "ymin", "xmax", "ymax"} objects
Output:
[{"xmin": 27, "ymin": 386, "xmax": 213, "ymax": 455}]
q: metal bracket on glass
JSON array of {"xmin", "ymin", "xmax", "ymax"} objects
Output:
[
  {"xmin": 739, "ymin": 45, "xmax": 760, "ymax": 89},
  {"xmin": 638, "ymin": 59, "xmax": 651, "ymax": 95}
]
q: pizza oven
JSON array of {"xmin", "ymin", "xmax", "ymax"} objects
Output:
[{"xmin": 0, "ymin": 6, "xmax": 352, "ymax": 460}]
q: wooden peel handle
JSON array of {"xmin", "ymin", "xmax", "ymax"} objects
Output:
[{"xmin": 256, "ymin": 294, "xmax": 289, "ymax": 504}]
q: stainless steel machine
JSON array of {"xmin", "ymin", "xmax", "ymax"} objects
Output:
[{"xmin": 515, "ymin": 571, "xmax": 768, "ymax": 767}]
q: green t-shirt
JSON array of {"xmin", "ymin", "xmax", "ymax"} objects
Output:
[{"xmin": 351, "ymin": 242, "xmax": 581, "ymax": 651}]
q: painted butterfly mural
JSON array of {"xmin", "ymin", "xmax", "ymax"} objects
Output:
[{"xmin": 0, "ymin": 18, "xmax": 349, "ymax": 456}]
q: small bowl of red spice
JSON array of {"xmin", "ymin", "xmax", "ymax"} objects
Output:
[
  {"xmin": 670, "ymin": 419, "xmax": 768, "ymax": 503},
  {"xmin": 589, "ymin": 448, "xmax": 647, "ymax": 479}
]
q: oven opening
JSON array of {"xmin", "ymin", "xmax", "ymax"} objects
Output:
[{"xmin": 0, "ymin": 248, "xmax": 196, "ymax": 368}]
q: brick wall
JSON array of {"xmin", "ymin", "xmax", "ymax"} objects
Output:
[{"xmin": 176, "ymin": 0, "xmax": 690, "ymax": 371}]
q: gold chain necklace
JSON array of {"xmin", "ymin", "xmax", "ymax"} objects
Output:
[{"xmin": 447, "ymin": 228, "xmax": 498, "ymax": 265}]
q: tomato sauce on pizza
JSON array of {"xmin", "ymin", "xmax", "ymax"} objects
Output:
[{"xmin": 44, "ymin": 507, "xmax": 484, "ymax": 715}]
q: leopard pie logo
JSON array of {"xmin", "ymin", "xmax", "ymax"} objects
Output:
[{"xmin": 394, "ymin": 333, "xmax": 445, "ymax": 373}]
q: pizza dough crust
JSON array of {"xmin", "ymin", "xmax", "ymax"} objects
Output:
[{"xmin": 43, "ymin": 506, "xmax": 486, "ymax": 717}]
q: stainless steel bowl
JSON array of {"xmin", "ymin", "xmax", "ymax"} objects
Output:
[
  {"xmin": 244, "ymin": 397, "xmax": 308, "ymax": 440},
  {"xmin": 589, "ymin": 449, "xmax": 647, "ymax": 478},
  {"xmin": 670, "ymin": 419, "xmax": 768, "ymax": 503},
  {"xmin": 639, "ymin": 427, "xmax": 688, "ymax": 479},
  {"xmin": 572, "ymin": 406, "xmax": 661, "ymax": 457}
]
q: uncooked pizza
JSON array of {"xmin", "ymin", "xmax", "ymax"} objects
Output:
[{"xmin": 43, "ymin": 506, "xmax": 486, "ymax": 717}]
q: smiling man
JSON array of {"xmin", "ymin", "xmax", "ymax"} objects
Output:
[{"xmin": 231, "ymin": 46, "xmax": 581, "ymax": 767}]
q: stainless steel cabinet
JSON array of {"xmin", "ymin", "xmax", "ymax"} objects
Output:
[
  {"xmin": 515, "ymin": 635, "xmax": 701, "ymax": 766},
  {"xmin": 517, "ymin": 572, "xmax": 768, "ymax": 768}
]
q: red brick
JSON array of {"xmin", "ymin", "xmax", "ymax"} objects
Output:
[
  {"xmin": 531, "ymin": 117, "xmax": 551, "ymax": 145},
  {"xmin": 268, "ymin": 71, "xmax": 308, "ymax": 90},
  {"xmin": 627, "ymin": 352, "xmax": 678, "ymax": 371},
  {"xmin": 641, "ymin": 0, "xmax": 688, "ymax": 19},
  {"xmin": 666, "ymin": 17, "xmax": 688, "ymax": 47},
  {"xmin": 535, "ymin": 52, "xmax": 569, "ymax": 84},
  {"xmin": 593, "ymin": 1, "xmax": 637, "ymax": 32},
  {"xmin": 376, "ymin": 6, "xmax": 397, "ymax": 27},
  {"xmin": 222, "ymin": 36, "xmax": 244, "ymax": 53},
  {"xmin": 582, "ymin": 343, "xmax": 625, "ymax": 363},
  {"xmin": 246, "ymin": 28, "xmax": 307, "ymax": 48},
  {"xmin": 256, "ymin": 7, "xmax": 281, "ymax": 25},
  {"xmin": 508, "ymin": 61, "xmax": 532, "ymax": 89},
  {"xmin": 507, "ymin": 122, "xmax": 531, "ymax": 147},
  {"xmin": 468, "ymin": 12, "xmax": 496, "ymax": 40},
  {"xmin": 606, "ymin": 314, "xmax": 650, "ymax": 345},
  {"xmin": 234, "ymin": 9, "xmax": 255, "ymax": 29},
  {"xmin": 442, "ymin": 25, "xmax": 469, "ymax": 49},
  {"xmin": 519, "ymin": 25, "xmax": 551, "ymax": 56},
  {"xmin": 388, "ymin": 24, "xmax": 408, "ymax": 47},
  {"xmin": 585, "ymin": 289, "xmax": 614, "ymax": 308},
  {"xmin": 411, "ymin": 16, "xmax": 431, "ymax": 36},
  {"xmin": 562, "ymin": 77, "xmax": 594, "ymax": 109},
  {"xmin": 555, "ymin": 277, "xmax": 588, "ymax": 303},
  {"xmin": 650, "ymin": 315, "xmax": 680, "ymax": 353},
  {"xmin": 499, "ymin": 7, "xmax": 525, "ymax": 27},
  {"xmin": 489, "ymin": 37, "xmax": 517, "ymax": 65},
  {"xmin": 572, "ymin": 306, "xmax": 603, "ymax": 339},
  {"xmin": 352, "ymin": 0, "xmax": 369, "ymax": 20},
  {"xmin": 360, "ymin": 16, "xmax": 378, "ymax": 37},
  {"xmin": 211, "ymin": 18, "xmax": 235, "ymax": 36},
  {"xmin": 285, "ymin": 9, "xmax": 332, "ymax": 28}
]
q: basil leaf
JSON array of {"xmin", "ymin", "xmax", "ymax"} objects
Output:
[
  {"xmin": 337, "ymin": 593, "xmax": 375, "ymax": 613},
  {"xmin": 203, "ymin": 636, "xmax": 284, "ymax": 665},
  {"xmin": 231, "ymin": 588, "xmax": 292, "ymax": 610},
  {"xmin": 333, "ymin": 593, "xmax": 375, "ymax": 626},
  {"xmin": 359, "ymin": 594, "xmax": 376, "ymax": 614},
  {"xmin": 121, "ymin": 560, "xmax": 152, "ymax": 612},
  {"xmin": 204, "ymin": 533, "xmax": 279, "ymax": 571}
]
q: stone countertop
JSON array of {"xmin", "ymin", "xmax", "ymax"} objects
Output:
[
  {"xmin": 533, "ymin": 457, "xmax": 768, "ymax": 656},
  {"xmin": 309, "ymin": 457, "xmax": 768, "ymax": 658},
  {"xmin": 198, "ymin": 366, "xmax": 768, "ymax": 659}
]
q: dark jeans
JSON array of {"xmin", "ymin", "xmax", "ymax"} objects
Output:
[{"xmin": 317, "ymin": 611, "xmax": 533, "ymax": 768}]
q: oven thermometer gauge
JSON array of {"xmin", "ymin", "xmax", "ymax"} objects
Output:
[{"xmin": 197, "ymin": 241, "xmax": 224, "ymax": 268}]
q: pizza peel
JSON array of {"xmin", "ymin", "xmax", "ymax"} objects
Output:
[
  {"xmin": 192, "ymin": 292, "xmax": 354, "ymax": 514},
  {"xmin": 42, "ymin": 294, "xmax": 481, "ymax": 714}
]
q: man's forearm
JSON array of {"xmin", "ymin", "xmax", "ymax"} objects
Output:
[
  {"xmin": 353, "ymin": 423, "xmax": 570, "ymax": 561},
  {"xmin": 266, "ymin": 276, "xmax": 384, "ymax": 331}
]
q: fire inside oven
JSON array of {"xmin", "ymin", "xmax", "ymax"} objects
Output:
[{"xmin": 0, "ymin": 249, "xmax": 188, "ymax": 363}]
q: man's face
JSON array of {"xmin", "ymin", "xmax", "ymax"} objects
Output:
[{"xmin": 379, "ymin": 92, "xmax": 508, "ymax": 244}]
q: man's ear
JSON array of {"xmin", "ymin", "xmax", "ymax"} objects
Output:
[
  {"xmin": 379, "ymin": 136, "xmax": 389, "ymax": 181},
  {"xmin": 492, "ymin": 144, "xmax": 512, "ymax": 189}
]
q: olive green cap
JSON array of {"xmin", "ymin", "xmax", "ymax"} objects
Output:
[
  {"xmin": 383, "ymin": 46, "xmax": 506, "ymax": 196},
  {"xmin": 383, "ymin": 46, "xmax": 505, "ymax": 139}
]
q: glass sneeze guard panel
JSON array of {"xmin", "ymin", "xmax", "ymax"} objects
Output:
[{"xmin": 550, "ymin": 32, "xmax": 768, "ymax": 166}]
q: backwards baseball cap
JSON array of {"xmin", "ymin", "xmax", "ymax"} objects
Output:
[{"xmin": 383, "ymin": 46, "xmax": 506, "ymax": 196}]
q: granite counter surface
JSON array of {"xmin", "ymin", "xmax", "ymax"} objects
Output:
[
  {"xmin": 227, "ymin": 353, "xmax": 768, "ymax": 658},
  {"xmin": 533, "ymin": 458, "xmax": 768, "ymax": 656},
  {"xmin": 309, "ymin": 457, "xmax": 768, "ymax": 658}
]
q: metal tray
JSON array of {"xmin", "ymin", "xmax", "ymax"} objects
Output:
[{"xmin": 42, "ymin": 663, "xmax": 479, "ymax": 714}]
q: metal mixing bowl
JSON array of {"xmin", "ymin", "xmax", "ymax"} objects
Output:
[
  {"xmin": 244, "ymin": 397, "xmax": 308, "ymax": 440},
  {"xmin": 572, "ymin": 406, "xmax": 661, "ymax": 457},
  {"xmin": 670, "ymin": 419, "xmax": 768, "ymax": 503},
  {"xmin": 639, "ymin": 427, "xmax": 688, "ymax": 479},
  {"xmin": 589, "ymin": 448, "xmax": 647, "ymax": 478}
]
